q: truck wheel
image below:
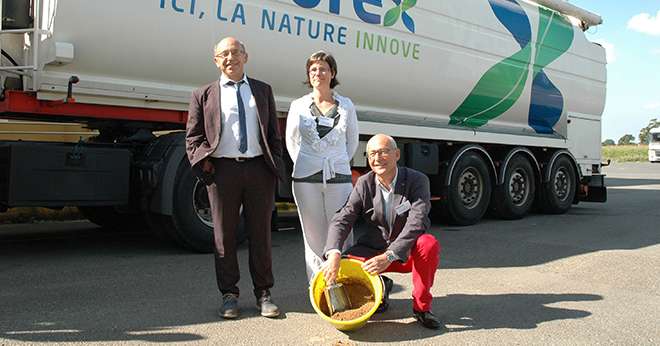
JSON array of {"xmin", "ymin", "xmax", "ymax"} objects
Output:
[
  {"xmin": 446, "ymin": 152, "xmax": 492, "ymax": 225},
  {"xmin": 79, "ymin": 206, "xmax": 147, "ymax": 232},
  {"xmin": 144, "ymin": 211, "xmax": 185, "ymax": 244},
  {"xmin": 492, "ymin": 155, "xmax": 536, "ymax": 219},
  {"xmin": 538, "ymin": 155, "xmax": 576, "ymax": 214},
  {"xmin": 162, "ymin": 161, "xmax": 246, "ymax": 253}
]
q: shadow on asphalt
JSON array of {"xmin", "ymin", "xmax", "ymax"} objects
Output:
[
  {"xmin": 0, "ymin": 175, "xmax": 655, "ymax": 343},
  {"xmin": 0, "ymin": 222, "xmax": 309, "ymax": 344},
  {"xmin": 428, "ymin": 176, "xmax": 660, "ymax": 269},
  {"xmin": 348, "ymin": 293, "xmax": 602, "ymax": 342},
  {"xmin": 605, "ymin": 178, "xmax": 660, "ymax": 187}
]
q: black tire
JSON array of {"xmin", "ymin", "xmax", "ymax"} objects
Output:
[
  {"xmin": 491, "ymin": 155, "xmax": 536, "ymax": 220},
  {"xmin": 157, "ymin": 160, "xmax": 247, "ymax": 253},
  {"xmin": 445, "ymin": 152, "xmax": 492, "ymax": 225},
  {"xmin": 79, "ymin": 206, "xmax": 147, "ymax": 232},
  {"xmin": 538, "ymin": 155, "xmax": 576, "ymax": 214},
  {"xmin": 144, "ymin": 210, "xmax": 187, "ymax": 244},
  {"xmin": 429, "ymin": 200, "xmax": 443, "ymax": 224}
]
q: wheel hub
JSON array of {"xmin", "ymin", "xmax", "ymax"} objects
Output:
[
  {"xmin": 458, "ymin": 168, "xmax": 483, "ymax": 209},
  {"xmin": 508, "ymin": 170, "xmax": 529, "ymax": 206},
  {"xmin": 192, "ymin": 180, "xmax": 214, "ymax": 227},
  {"xmin": 553, "ymin": 168, "xmax": 570, "ymax": 201}
]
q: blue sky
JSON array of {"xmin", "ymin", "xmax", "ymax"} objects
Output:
[{"xmin": 570, "ymin": 0, "xmax": 660, "ymax": 142}]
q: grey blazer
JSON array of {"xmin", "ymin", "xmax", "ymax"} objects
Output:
[{"xmin": 324, "ymin": 167, "xmax": 431, "ymax": 262}]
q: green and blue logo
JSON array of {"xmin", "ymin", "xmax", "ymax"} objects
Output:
[
  {"xmin": 449, "ymin": 0, "xmax": 574, "ymax": 134},
  {"xmin": 384, "ymin": 0, "xmax": 417, "ymax": 33},
  {"xmin": 293, "ymin": 0, "xmax": 417, "ymax": 33}
]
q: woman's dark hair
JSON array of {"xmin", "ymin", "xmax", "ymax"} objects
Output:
[{"xmin": 304, "ymin": 51, "xmax": 339, "ymax": 89}]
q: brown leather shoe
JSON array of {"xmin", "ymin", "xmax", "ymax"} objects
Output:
[{"xmin": 413, "ymin": 310, "xmax": 442, "ymax": 330}]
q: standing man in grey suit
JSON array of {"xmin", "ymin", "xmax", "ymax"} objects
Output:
[
  {"xmin": 323, "ymin": 134, "xmax": 442, "ymax": 329},
  {"xmin": 185, "ymin": 37, "xmax": 283, "ymax": 319}
]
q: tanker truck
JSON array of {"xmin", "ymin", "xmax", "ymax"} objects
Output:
[{"xmin": 0, "ymin": 0, "xmax": 608, "ymax": 252}]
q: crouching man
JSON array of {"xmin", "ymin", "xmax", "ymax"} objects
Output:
[{"xmin": 322, "ymin": 134, "xmax": 442, "ymax": 329}]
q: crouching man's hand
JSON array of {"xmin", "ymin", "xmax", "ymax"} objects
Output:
[
  {"xmin": 362, "ymin": 253, "xmax": 391, "ymax": 275},
  {"xmin": 323, "ymin": 252, "xmax": 341, "ymax": 284}
]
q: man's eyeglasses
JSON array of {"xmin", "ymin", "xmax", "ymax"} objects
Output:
[
  {"xmin": 215, "ymin": 49, "xmax": 244, "ymax": 59},
  {"xmin": 367, "ymin": 148, "xmax": 393, "ymax": 158}
]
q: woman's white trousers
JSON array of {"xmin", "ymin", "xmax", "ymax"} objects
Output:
[{"xmin": 292, "ymin": 181, "xmax": 354, "ymax": 282}]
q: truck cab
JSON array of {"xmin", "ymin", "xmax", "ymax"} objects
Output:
[{"xmin": 649, "ymin": 128, "xmax": 660, "ymax": 163}]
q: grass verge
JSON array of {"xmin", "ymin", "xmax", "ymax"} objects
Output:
[{"xmin": 602, "ymin": 145, "xmax": 648, "ymax": 163}]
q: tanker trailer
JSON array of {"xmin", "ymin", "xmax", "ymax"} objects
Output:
[{"xmin": 0, "ymin": 0, "xmax": 607, "ymax": 251}]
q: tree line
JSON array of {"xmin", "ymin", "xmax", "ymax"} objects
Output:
[{"xmin": 603, "ymin": 118, "xmax": 659, "ymax": 146}]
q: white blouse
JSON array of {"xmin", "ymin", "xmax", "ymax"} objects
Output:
[{"xmin": 285, "ymin": 92, "xmax": 359, "ymax": 185}]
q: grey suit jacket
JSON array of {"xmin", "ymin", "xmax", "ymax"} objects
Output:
[
  {"xmin": 324, "ymin": 167, "xmax": 431, "ymax": 262},
  {"xmin": 185, "ymin": 77, "xmax": 284, "ymax": 182}
]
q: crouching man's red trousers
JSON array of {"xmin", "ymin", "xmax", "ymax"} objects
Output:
[{"xmin": 348, "ymin": 233, "xmax": 441, "ymax": 312}]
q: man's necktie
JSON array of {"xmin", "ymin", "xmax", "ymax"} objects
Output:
[{"xmin": 228, "ymin": 80, "xmax": 247, "ymax": 153}]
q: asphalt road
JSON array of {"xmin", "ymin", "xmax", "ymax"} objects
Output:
[{"xmin": 1, "ymin": 163, "xmax": 658, "ymax": 345}]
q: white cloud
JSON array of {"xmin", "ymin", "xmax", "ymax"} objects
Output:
[
  {"xmin": 594, "ymin": 39, "xmax": 616, "ymax": 63},
  {"xmin": 627, "ymin": 10, "xmax": 660, "ymax": 36}
]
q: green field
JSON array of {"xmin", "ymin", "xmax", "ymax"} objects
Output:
[{"xmin": 602, "ymin": 145, "xmax": 648, "ymax": 163}]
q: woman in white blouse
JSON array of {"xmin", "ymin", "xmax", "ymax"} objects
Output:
[{"xmin": 286, "ymin": 51, "xmax": 359, "ymax": 282}]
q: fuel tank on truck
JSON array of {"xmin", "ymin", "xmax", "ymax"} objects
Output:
[{"xmin": 27, "ymin": 0, "xmax": 605, "ymax": 145}]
